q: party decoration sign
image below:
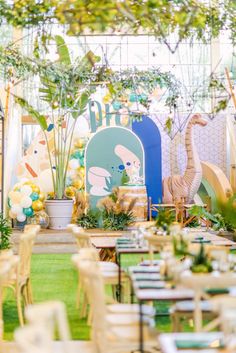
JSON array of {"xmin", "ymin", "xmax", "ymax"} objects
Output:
[{"xmin": 85, "ymin": 126, "xmax": 145, "ymax": 209}]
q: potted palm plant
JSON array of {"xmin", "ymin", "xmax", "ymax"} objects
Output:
[{"xmin": 13, "ymin": 36, "xmax": 101, "ymax": 229}]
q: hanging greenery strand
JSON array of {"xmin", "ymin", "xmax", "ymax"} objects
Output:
[{"xmin": 0, "ymin": 1, "xmax": 235, "ymax": 52}]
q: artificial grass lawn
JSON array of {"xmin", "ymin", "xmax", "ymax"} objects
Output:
[
  {"xmin": 3, "ymin": 253, "xmax": 182, "ymax": 341},
  {"xmin": 5, "ymin": 245, "xmax": 236, "ymax": 340}
]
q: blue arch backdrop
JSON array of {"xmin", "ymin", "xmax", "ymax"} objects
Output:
[{"xmin": 132, "ymin": 116, "xmax": 162, "ymax": 209}]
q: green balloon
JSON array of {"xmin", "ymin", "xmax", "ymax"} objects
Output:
[{"xmin": 23, "ymin": 207, "xmax": 34, "ymax": 217}]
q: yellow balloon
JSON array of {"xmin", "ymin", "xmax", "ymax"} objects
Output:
[
  {"xmin": 24, "ymin": 181, "xmax": 33, "ymax": 186},
  {"xmin": 103, "ymin": 93, "xmax": 111, "ymax": 104},
  {"xmin": 78, "ymin": 166, "xmax": 85, "ymax": 177},
  {"xmin": 47, "ymin": 192, "xmax": 55, "ymax": 199},
  {"xmin": 32, "ymin": 200, "xmax": 43, "ymax": 212},
  {"xmin": 39, "ymin": 193, "xmax": 45, "ymax": 202},
  {"xmin": 74, "ymin": 138, "xmax": 84, "ymax": 149},
  {"xmin": 31, "ymin": 185, "xmax": 40, "ymax": 194},
  {"xmin": 72, "ymin": 179, "xmax": 84, "ymax": 189},
  {"xmin": 65, "ymin": 186, "xmax": 76, "ymax": 198}
]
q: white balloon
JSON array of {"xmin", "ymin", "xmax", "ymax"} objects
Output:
[
  {"xmin": 68, "ymin": 170, "xmax": 76, "ymax": 178},
  {"xmin": 12, "ymin": 183, "xmax": 21, "ymax": 191},
  {"xmin": 11, "ymin": 204, "xmax": 23, "ymax": 215},
  {"xmin": 20, "ymin": 196, "xmax": 32, "ymax": 208},
  {"xmin": 17, "ymin": 213, "xmax": 26, "ymax": 223},
  {"xmin": 20, "ymin": 178, "xmax": 30, "ymax": 184},
  {"xmin": 74, "ymin": 116, "xmax": 90, "ymax": 137},
  {"xmin": 20, "ymin": 185, "xmax": 32, "ymax": 196},
  {"xmin": 69, "ymin": 159, "xmax": 79, "ymax": 170}
]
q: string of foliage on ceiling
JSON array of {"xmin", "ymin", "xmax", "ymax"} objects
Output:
[
  {"xmin": 0, "ymin": 1, "xmax": 235, "ymax": 53},
  {"xmin": 0, "ymin": 34, "xmax": 231, "ymax": 139}
]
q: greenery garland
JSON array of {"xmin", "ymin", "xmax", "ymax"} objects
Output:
[
  {"xmin": 0, "ymin": 41, "xmax": 182, "ymax": 113},
  {"xmin": 0, "ymin": 1, "xmax": 235, "ymax": 50}
]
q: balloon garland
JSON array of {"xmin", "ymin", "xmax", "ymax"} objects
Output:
[
  {"xmin": 8, "ymin": 181, "xmax": 45, "ymax": 223},
  {"xmin": 65, "ymin": 137, "xmax": 87, "ymax": 197}
]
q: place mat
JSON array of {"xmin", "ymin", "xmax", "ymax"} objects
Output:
[
  {"xmin": 116, "ymin": 238, "xmax": 134, "ymax": 243},
  {"xmin": 137, "ymin": 281, "xmax": 166, "ymax": 289},
  {"xmin": 130, "ymin": 266, "xmax": 160, "ymax": 273},
  {"xmin": 116, "ymin": 244, "xmax": 137, "ymax": 249},
  {"xmin": 191, "ymin": 239, "xmax": 211, "ymax": 244},
  {"xmin": 205, "ymin": 288, "xmax": 229, "ymax": 295},
  {"xmin": 140, "ymin": 260, "xmax": 162, "ymax": 266},
  {"xmin": 175, "ymin": 338, "xmax": 225, "ymax": 349},
  {"xmin": 133, "ymin": 273, "xmax": 163, "ymax": 281}
]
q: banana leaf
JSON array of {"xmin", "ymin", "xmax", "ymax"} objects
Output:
[
  {"xmin": 54, "ymin": 35, "xmax": 71, "ymax": 66},
  {"xmin": 14, "ymin": 95, "xmax": 47, "ymax": 131}
]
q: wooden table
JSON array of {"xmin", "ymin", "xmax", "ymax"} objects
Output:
[
  {"xmin": 92, "ymin": 231, "xmax": 235, "ymax": 299},
  {"xmin": 188, "ymin": 231, "xmax": 235, "ymax": 247},
  {"xmin": 128, "ymin": 265, "xmax": 197, "ymax": 353},
  {"xmin": 128, "ymin": 264, "xmax": 236, "ymax": 353},
  {"xmin": 87, "ymin": 229, "xmax": 128, "ymax": 237},
  {"xmin": 92, "ymin": 231, "xmax": 235, "ymax": 249},
  {"xmin": 91, "ymin": 237, "xmax": 118, "ymax": 261}
]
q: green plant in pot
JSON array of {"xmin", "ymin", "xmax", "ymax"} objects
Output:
[
  {"xmin": 155, "ymin": 206, "xmax": 175, "ymax": 234},
  {"xmin": 172, "ymin": 234, "xmax": 189, "ymax": 257},
  {"xmin": 7, "ymin": 36, "xmax": 101, "ymax": 229},
  {"xmin": 188, "ymin": 204, "xmax": 235, "ymax": 233},
  {"xmin": 0, "ymin": 213, "xmax": 12, "ymax": 252},
  {"xmin": 190, "ymin": 244, "xmax": 213, "ymax": 273},
  {"xmin": 77, "ymin": 209, "xmax": 100, "ymax": 229}
]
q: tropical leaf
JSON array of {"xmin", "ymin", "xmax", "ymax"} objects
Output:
[
  {"xmin": 54, "ymin": 35, "xmax": 71, "ymax": 65},
  {"xmin": 79, "ymin": 50, "xmax": 101, "ymax": 69},
  {"xmin": 14, "ymin": 95, "xmax": 47, "ymax": 130}
]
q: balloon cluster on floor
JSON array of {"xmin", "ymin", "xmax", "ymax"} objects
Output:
[{"xmin": 8, "ymin": 181, "xmax": 45, "ymax": 223}]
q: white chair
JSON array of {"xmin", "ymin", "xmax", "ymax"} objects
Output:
[
  {"xmin": 143, "ymin": 234, "xmax": 172, "ymax": 266},
  {"xmin": 14, "ymin": 324, "xmax": 53, "ymax": 353},
  {"xmin": 5, "ymin": 229, "xmax": 37, "ymax": 326},
  {"xmin": 25, "ymin": 301, "xmax": 71, "ymax": 353},
  {"xmin": 72, "ymin": 249, "xmax": 155, "ymax": 319},
  {"xmin": 77, "ymin": 255, "xmax": 158, "ymax": 353},
  {"xmin": 172, "ymin": 271, "xmax": 236, "ymax": 332},
  {"xmin": 71, "ymin": 226, "xmax": 130, "ymax": 314},
  {"xmin": 15, "ymin": 300, "xmax": 94, "ymax": 353},
  {"xmin": 0, "ymin": 255, "xmax": 19, "ymax": 340}
]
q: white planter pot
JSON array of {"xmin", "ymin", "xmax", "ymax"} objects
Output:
[{"xmin": 45, "ymin": 199, "xmax": 74, "ymax": 230}]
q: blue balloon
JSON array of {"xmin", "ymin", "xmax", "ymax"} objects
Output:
[
  {"xmin": 23, "ymin": 207, "xmax": 34, "ymax": 217},
  {"xmin": 112, "ymin": 101, "xmax": 122, "ymax": 110},
  {"xmin": 139, "ymin": 93, "xmax": 148, "ymax": 101},
  {"xmin": 129, "ymin": 93, "xmax": 138, "ymax": 102},
  {"xmin": 47, "ymin": 123, "xmax": 54, "ymax": 132},
  {"xmin": 30, "ymin": 192, "xmax": 39, "ymax": 201}
]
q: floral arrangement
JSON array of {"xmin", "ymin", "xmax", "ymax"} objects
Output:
[{"xmin": 97, "ymin": 187, "xmax": 136, "ymax": 230}]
